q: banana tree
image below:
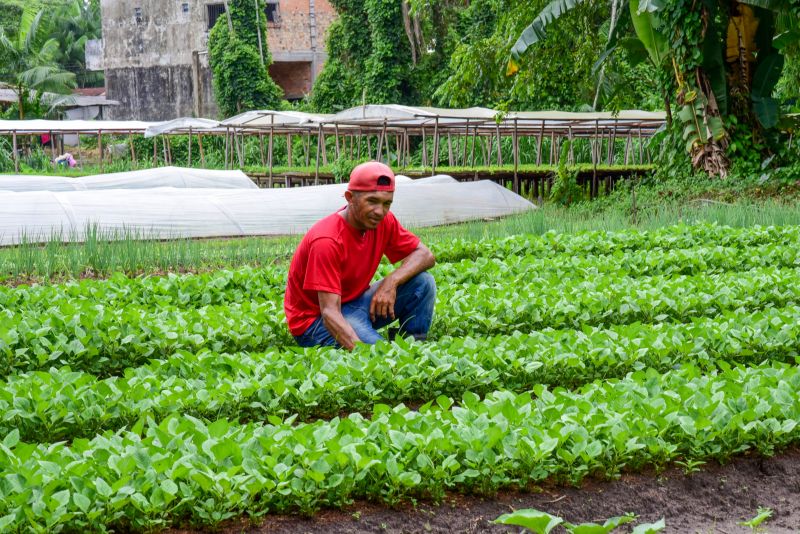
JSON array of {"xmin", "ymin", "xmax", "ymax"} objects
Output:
[{"xmin": 508, "ymin": 0, "xmax": 799, "ymax": 177}]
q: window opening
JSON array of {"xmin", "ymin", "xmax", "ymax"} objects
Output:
[
  {"xmin": 206, "ymin": 3, "xmax": 226, "ymax": 30},
  {"xmin": 134, "ymin": 7, "xmax": 143, "ymax": 24},
  {"xmin": 182, "ymin": 3, "xmax": 190, "ymax": 13},
  {"xmin": 265, "ymin": 1, "xmax": 279, "ymax": 24}
]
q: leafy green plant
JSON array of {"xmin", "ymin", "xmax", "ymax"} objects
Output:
[
  {"xmin": 493, "ymin": 508, "xmax": 563, "ymax": 533},
  {"xmin": 738, "ymin": 507, "xmax": 773, "ymax": 532}
]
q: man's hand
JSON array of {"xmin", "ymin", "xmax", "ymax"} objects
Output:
[
  {"xmin": 318, "ymin": 291, "xmax": 360, "ymax": 351},
  {"xmin": 369, "ymin": 279, "xmax": 397, "ymax": 322}
]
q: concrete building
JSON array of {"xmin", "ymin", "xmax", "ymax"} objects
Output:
[{"xmin": 88, "ymin": 0, "xmax": 336, "ymax": 121}]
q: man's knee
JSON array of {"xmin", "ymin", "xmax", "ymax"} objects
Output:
[{"xmin": 410, "ymin": 271, "xmax": 436, "ymax": 297}]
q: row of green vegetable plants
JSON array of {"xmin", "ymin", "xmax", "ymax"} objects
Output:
[
  {"xmin": 433, "ymin": 223, "xmax": 800, "ymax": 263},
  {"xmin": 7, "ymin": 238, "xmax": 800, "ymax": 314},
  {"xmin": 4, "ymin": 263, "xmax": 800, "ymax": 377},
  {"xmin": 2, "ymin": 303, "xmax": 800, "ymax": 444},
  {"xmin": 0, "ymin": 363, "xmax": 797, "ymax": 532}
]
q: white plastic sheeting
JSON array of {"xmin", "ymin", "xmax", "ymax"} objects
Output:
[
  {"xmin": 144, "ymin": 118, "xmax": 222, "ymax": 138},
  {"xmin": 0, "ymin": 167, "xmax": 258, "ymax": 192},
  {"xmin": 0, "ymin": 179, "xmax": 534, "ymax": 245}
]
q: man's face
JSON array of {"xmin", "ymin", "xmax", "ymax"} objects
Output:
[{"xmin": 346, "ymin": 190, "xmax": 394, "ymax": 230}]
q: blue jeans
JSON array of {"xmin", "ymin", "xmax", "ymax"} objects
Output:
[{"xmin": 295, "ymin": 271, "xmax": 436, "ymax": 347}]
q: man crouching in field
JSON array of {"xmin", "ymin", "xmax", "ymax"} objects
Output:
[{"xmin": 284, "ymin": 161, "xmax": 436, "ymax": 350}]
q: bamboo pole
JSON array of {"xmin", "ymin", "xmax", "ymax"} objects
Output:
[
  {"xmin": 153, "ymin": 135, "xmax": 158, "ymax": 166},
  {"xmin": 567, "ymin": 126, "xmax": 575, "ymax": 165},
  {"xmin": 76, "ymin": 134, "xmax": 83, "ymax": 168},
  {"xmin": 638, "ymin": 128, "xmax": 643, "ymax": 164},
  {"xmin": 305, "ymin": 130, "xmax": 311, "ymax": 167},
  {"xmin": 98, "ymin": 131, "xmax": 104, "ymax": 173},
  {"xmin": 259, "ymin": 133, "xmax": 265, "ymax": 167},
  {"xmin": 49, "ymin": 130, "xmax": 56, "ymax": 163},
  {"xmin": 334, "ymin": 124, "xmax": 340, "ymax": 159},
  {"xmin": 129, "ymin": 131, "xmax": 136, "ymax": 168},
  {"xmin": 462, "ymin": 128, "xmax": 468, "ymax": 166},
  {"xmin": 470, "ymin": 126, "xmax": 477, "ymax": 168},
  {"xmin": 268, "ymin": 121, "xmax": 274, "ymax": 185},
  {"xmin": 188, "ymin": 127, "xmax": 193, "ymax": 167},
  {"xmin": 166, "ymin": 136, "xmax": 173, "ymax": 165},
  {"xmin": 536, "ymin": 121, "xmax": 544, "ymax": 166},
  {"xmin": 495, "ymin": 123, "xmax": 502, "ymax": 166},
  {"xmin": 198, "ymin": 134, "xmax": 206, "ymax": 167},
  {"xmin": 447, "ymin": 133, "xmax": 454, "ymax": 167},
  {"xmin": 286, "ymin": 133, "xmax": 292, "ymax": 167},
  {"xmin": 421, "ymin": 127, "xmax": 427, "ymax": 167},
  {"xmin": 224, "ymin": 128, "xmax": 229, "ymax": 169},
  {"xmin": 512, "ymin": 118, "xmax": 519, "ymax": 194},
  {"xmin": 321, "ymin": 126, "xmax": 329, "ymax": 167},
  {"xmin": 315, "ymin": 123, "xmax": 322, "ymax": 185},
  {"xmin": 12, "ymin": 131, "xmax": 18, "ymax": 173},
  {"xmin": 432, "ymin": 117, "xmax": 439, "ymax": 175}
]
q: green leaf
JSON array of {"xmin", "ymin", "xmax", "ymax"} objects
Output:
[
  {"xmin": 510, "ymin": 0, "xmax": 586, "ymax": 60},
  {"xmin": 751, "ymin": 50, "xmax": 784, "ymax": 99},
  {"xmin": 3, "ymin": 429, "xmax": 20, "ymax": 448},
  {"xmin": 628, "ymin": 0, "xmax": 669, "ymax": 67},
  {"xmin": 752, "ymin": 96, "xmax": 780, "ymax": 129},
  {"xmin": 494, "ymin": 509, "xmax": 564, "ymax": 533},
  {"xmin": 73, "ymin": 493, "xmax": 91, "ymax": 513},
  {"xmin": 565, "ymin": 513, "xmax": 636, "ymax": 533},
  {"xmin": 738, "ymin": 507, "xmax": 773, "ymax": 528},
  {"xmin": 631, "ymin": 518, "xmax": 666, "ymax": 534}
]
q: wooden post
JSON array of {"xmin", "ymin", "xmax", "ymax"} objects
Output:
[
  {"xmin": 129, "ymin": 131, "xmax": 137, "ymax": 168},
  {"xmin": 421, "ymin": 127, "xmax": 427, "ymax": 167},
  {"xmin": 258, "ymin": 133, "xmax": 266, "ymax": 167},
  {"xmin": 49, "ymin": 130, "xmax": 56, "ymax": 163},
  {"xmin": 513, "ymin": 118, "xmax": 519, "ymax": 194},
  {"xmin": 470, "ymin": 126, "xmax": 477, "ymax": 168},
  {"xmin": 315, "ymin": 123, "xmax": 322, "ymax": 185},
  {"xmin": 268, "ymin": 121, "xmax": 274, "ymax": 184},
  {"xmin": 549, "ymin": 132, "xmax": 555, "ymax": 165},
  {"xmin": 12, "ymin": 131, "xmax": 19, "ymax": 173},
  {"xmin": 592, "ymin": 119, "xmax": 599, "ymax": 199},
  {"xmin": 567, "ymin": 126, "xmax": 575, "ymax": 165},
  {"xmin": 153, "ymin": 135, "xmax": 158, "ymax": 166},
  {"xmin": 536, "ymin": 122, "xmax": 544, "ymax": 166},
  {"xmin": 76, "ymin": 134, "xmax": 83, "ymax": 168},
  {"xmin": 638, "ymin": 128, "xmax": 643, "ymax": 164},
  {"xmin": 305, "ymin": 131, "xmax": 311, "ymax": 167},
  {"xmin": 98, "ymin": 131, "xmax": 104, "ymax": 173},
  {"xmin": 432, "ymin": 117, "xmax": 439, "ymax": 175},
  {"xmin": 321, "ymin": 126, "xmax": 329, "ymax": 167},
  {"xmin": 286, "ymin": 133, "xmax": 292, "ymax": 167},
  {"xmin": 462, "ymin": 129, "xmax": 468, "ymax": 167},
  {"xmin": 224, "ymin": 128, "xmax": 229, "ymax": 169},
  {"xmin": 396, "ymin": 134, "xmax": 402, "ymax": 167},
  {"xmin": 334, "ymin": 124, "xmax": 340, "ymax": 159},
  {"xmin": 495, "ymin": 123, "xmax": 502, "ymax": 166},
  {"xmin": 447, "ymin": 133, "xmax": 454, "ymax": 167},
  {"xmin": 198, "ymin": 134, "xmax": 206, "ymax": 167},
  {"xmin": 188, "ymin": 127, "xmax": 193, "ymax": 167}
]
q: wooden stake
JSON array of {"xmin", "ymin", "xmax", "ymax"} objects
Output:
[
  {"xmin": 432, "ymin": 118, "xmax": 439, "ymax": 175},
  {"xmin": 12, "ymin": 131, "xmax": 18, "ymax": 173},
  {"xmin": 98, "ymin": 131, "xmax": 104, "ymax": 173},
  {"xmin": 129, "ymin": 131, "xmax": 136, "ymax": 168},
  {"xmin": 286, "ymin": 133, "xmax": 292, "ymax": 167},
  {"xmin": 188, "ymin": 127, "xmax": 193, "ymax": 167},
  {"xmin": 512, "ymin": 118, "xmax": 519, "ymax": 194},
  {"xmin": 198, "ymin": 134, "xmax": 206, "ymax": 167}
]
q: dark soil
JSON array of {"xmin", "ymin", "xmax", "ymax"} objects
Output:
[{"xmin": 187, "ymin": 448, "xmax": 800, "ymax": 534}]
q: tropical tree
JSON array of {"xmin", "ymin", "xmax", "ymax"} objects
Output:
[
  {"xmin": 509, "ymin": 0, "xmax": 800, "ymax": 177},
  {"xmin": 49, "ymin": 0, "xmax": 103, "ymax": 88},
  {"xmin": 0, "ymin": 8, "xmax": 76, "ymax": 119}
]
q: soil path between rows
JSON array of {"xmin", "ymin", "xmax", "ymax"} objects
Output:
[{"xmin": 176, "ymin": 447, "xmax": 800, "ymax": 533}]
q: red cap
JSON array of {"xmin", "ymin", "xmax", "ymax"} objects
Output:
[{"xmin": 348, "ymin": 161, "xmax": 395, "ymax": 192}]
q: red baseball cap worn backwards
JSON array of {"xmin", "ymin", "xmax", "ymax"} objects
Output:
[{"xmin": 348, "ymin": 161, "xmax": 395, "ymax": 192}]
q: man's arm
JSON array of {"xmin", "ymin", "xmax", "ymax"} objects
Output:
[
  {"xmin": 318, "ymin": 291, "xmax": 361, "ymax": 351},
  {"xmin": 370, "ymin": 243, "xmax": 436, "ymax": 322}
]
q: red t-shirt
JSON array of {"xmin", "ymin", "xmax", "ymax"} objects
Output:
[{"xmin": 284, "ymin": 210, "xmax": 420, "ymax": 336}]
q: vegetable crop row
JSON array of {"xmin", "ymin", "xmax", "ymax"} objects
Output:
[
  {"xmin": 3, "ymin": 304, "xmax": 800, "ymax": 443},
  {"xmin": 435, "ymin": 265, "xmax": 800, "ymax": 336},
  {"xmin": 433, "ymin": 223, "xmax": 800, "ymax": 263},
  {"xmin": 0, "ymin": 300, "xmax": 291, "ymax": 377},
  {"xmin": 4, "ymin": 223, "xmax": 800, "ymax": 313},
  {"xmin": 1, "ymin": 363, "xmax": 798, "ymax": 532},
  {"xmin": 4, "ymin": 265, "xmax": 800, "ymax": 377}
]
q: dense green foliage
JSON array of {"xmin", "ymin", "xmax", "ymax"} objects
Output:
[
  {"xmin": 312, "ymin": 0, "xmax": 662, "ymax": 112},
  {"xmin": 207, "ymin": 0, "xmax": 283, "ymax": 117}
]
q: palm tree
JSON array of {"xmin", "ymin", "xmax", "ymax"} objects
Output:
[
  {"xmin": 0, "ymin": 8, "xmax": 76, "ymax": 119},
  {"xmin": 50, "ymin": 0, "xmax": 103, "ymax": 88}
]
